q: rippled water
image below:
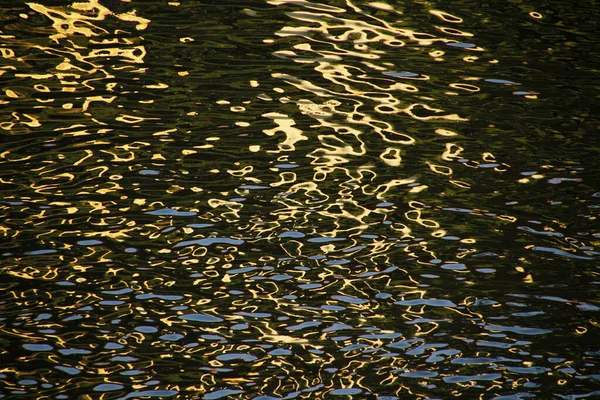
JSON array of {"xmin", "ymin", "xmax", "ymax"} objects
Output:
[{"xmin": 1, "ymin": 0, "xmax": 599, "ymax": 399}]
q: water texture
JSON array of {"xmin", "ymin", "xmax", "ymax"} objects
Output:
[{"xmin": 0, "ymin": 0, "xmax": 599, "ymax": 398}]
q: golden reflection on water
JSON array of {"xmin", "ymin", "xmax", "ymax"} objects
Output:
[
  {"xmin": 2, "ymin": 0, "xmax": 149, "ymax": 134},
  {"xmin": 253, "ymin": 0, "xmax": 487, "ymax": 264},
  {"xmin": 1, "ymin": 0, "xmax": 598, "ymax": 398}
]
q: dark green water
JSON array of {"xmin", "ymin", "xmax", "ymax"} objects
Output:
[{"xmin": 0, "ymin": 0, "xmax": 599, "ymax": 399}]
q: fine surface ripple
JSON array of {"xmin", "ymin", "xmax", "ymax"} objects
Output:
[{"xmin": 0, "ymin": 0, "xmax": 598, "ymax": 399}]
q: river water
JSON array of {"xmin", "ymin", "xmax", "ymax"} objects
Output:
[{"xmin": 0, "ymin": 0, "xmax": 599, "ymax": 399}]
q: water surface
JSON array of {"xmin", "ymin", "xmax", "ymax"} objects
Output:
[{"xmin": 0, "ymin": 0, "xmax": 599, "ymax": 398}]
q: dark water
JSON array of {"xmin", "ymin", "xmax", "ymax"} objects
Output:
[{"xmin": 1, "ymin": 0, "xmax": 599, "ymax": 398}]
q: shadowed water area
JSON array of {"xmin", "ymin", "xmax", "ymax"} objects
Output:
[{"xmin": 0, "ymin": 0, "xmax": 599, "ymax": 398}]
